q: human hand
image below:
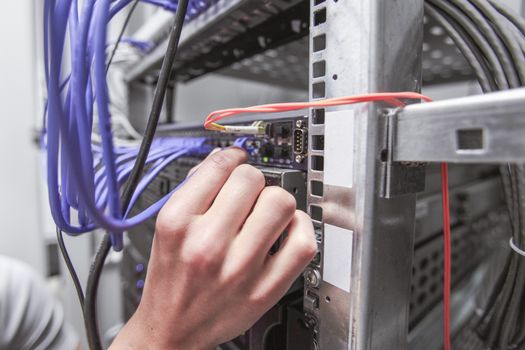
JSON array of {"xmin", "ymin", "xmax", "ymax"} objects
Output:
[{"xmin": 111, "ymin": 147, "xmax": 317, "ymax": 350}]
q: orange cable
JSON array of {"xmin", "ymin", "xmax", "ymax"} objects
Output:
[{"xmin": 204, "ymin": 92, "xmax": 432, "ymax": 130}]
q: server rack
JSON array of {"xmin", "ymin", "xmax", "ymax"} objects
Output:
[{"xmin": 121, "ymin": 1, "xmax": 525, "ymax": 349}]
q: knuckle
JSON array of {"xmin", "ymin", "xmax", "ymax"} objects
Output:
[
  {"xmin": 295, "ymin": 236, "xmax": 317, "ymax": 261},
  {"xmin": 235, "ymin": 164, "xmax": 265, "ymax": 187},
  {"xmin": 221, "ymin": 263, "xmax": 248, "ymax": 287},
  {"xmin": 188, "ymin": 164, "xmax": 199, "ymax": 177},
  {"xmin": 248, "ymin": 290, "xmax": 271, "ymax": 309},
  {"xmin": 263, "ymin": 187, "xmax": 296, "ymax": 215},
  {"xmin": 300, "ymin": 235, "xmax": 318, "ymax": 260},
  {"xmin": 154, "ymin": 218, "xmax": 171, "ymax": 237},
  {"xmin": 180, "ymin": 223, "xmax": 224, "ymax": 272},
  {"xmin": 292, "ymin": 211, "xmax": 317, "ymax": 259},
  {"xmin": 206, "ymin": 148, "xmax": 246, "ymax": 173},
  {"xmin": 155, "ymin": 210, "xmax": 186, "ymax": 238},
  {"xmin": 182, "ymin": 245, "xmax": 220, "ymax": 272},
  {"xmin": 296, "ymin": 210, "xmax": 314, "ymax": 229},
  {"xmin": 208, "ymin": 151, "xmax": 235, "ymax": 172}
]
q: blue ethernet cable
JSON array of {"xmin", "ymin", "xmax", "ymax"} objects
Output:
[{"xmin": 43, "ymin": 0, "xmax": 218, "ymax": 249}]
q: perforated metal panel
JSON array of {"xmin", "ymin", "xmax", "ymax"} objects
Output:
[
  {"xmin": 129, "ymin": 0, "xmax": 476, "ymax": 87},
  {"xmin": 223, "ymin": 38, "xmax": 309, "ymax": 89},
  {"xmin": 422, "ymin": 15, "xmax": 473, "ymax": 84},
  {"xmin": 409, "ymin": 209, "xmax": 509, "ymax": 329},
  {"xmin": 219, "ymin": 14, "xmax": 474, "ymax": 88}
]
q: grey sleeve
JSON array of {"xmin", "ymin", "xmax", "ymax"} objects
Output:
[{"xmin": 0, "ymin": 256, "xmax": 79, "ymax": 350}]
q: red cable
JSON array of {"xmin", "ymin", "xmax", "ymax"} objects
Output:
[{"xmin": 441, "ymin": 163, "xmax": 451, "ymax": 350}]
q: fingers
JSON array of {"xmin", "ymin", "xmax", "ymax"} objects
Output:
[
  {"xmin": 233, "ymin": 187, "xmax": 297, "ymax": 264},
  {"xmin": 204, "ymin": 164, "xmax": 266, "ymax": 235},
  {"xmin": 161, "ymin": 148, "xmax": 248, "ymax": 217},
  {"xmin": 253, "ymin": 211, "xmax": 316, "ymax": 301},
  {"xmin": 187, "ymin": 148, "xmax": 221, "ymax": 178}
]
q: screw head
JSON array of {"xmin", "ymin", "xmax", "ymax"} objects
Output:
[{"xmin": 304, "ymin": 268, "xmax": 320, "ymax": 287}]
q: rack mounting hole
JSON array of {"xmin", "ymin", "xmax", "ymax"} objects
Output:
[{"xmin": 456, "ymin": 128, "xmax": 484, "ymax": 151}]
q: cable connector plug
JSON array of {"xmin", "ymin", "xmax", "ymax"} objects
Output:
[{"xmin": 223, "ymin": 121, "xmax": 269, "ymax": 135}]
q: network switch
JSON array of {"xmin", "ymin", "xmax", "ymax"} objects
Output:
[{"xmin": 159, "ymin": 115, "xmax": 308, "ymax": 170}]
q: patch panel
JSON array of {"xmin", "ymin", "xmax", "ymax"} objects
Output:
[{"xmin": 159, "ymin": 115, "xmax": 308, "ymax": 171}]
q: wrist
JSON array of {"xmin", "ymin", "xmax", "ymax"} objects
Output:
[{"xmin": 111, "ymin": 305, "xmax": 216, "ymax": 350}]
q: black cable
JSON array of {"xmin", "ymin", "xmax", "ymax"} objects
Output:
[
  {"xmin": 55, "ymin": 0, "xmax": 141, "ymax": 317},
  {"xmin": 84, "ymin": 1, "xmax": 190, "ymax": 349},
  {"xmin": 56, "ymin": 227, "xmax": 85, "ymax": 306},
  {"xmin": 106, "ymin": 0, "xmax": 141, "ymax": 75}
]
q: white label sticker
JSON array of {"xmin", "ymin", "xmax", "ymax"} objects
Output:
[
  {"xmin": 323, "ymin": 224, "xmax": 353, "ymax": 292},
  {"xmin": 324, "ymin": 110, "xmax": 355, "ymax": 188}
]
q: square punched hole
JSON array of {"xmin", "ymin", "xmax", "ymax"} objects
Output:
[
  {"xmin": 456, "ymin": 128, "xmax": 484, "ymax": 151},
  {"xmin": 310, "ymin": 205, "xmax": 323, "ymax": 222},
  {"xmin": 314, "ymin": 8, "xmax": 326, "ymax": 26},
  {"xmin": 313, "ymin": 34, "xmax": 326, "ymax": 52},
  {"xmin": 311, "ymin": 180, "xmax": 324, "ymax": 197},
  {"xmin": 313, "ymin": 61, "xmax": 326, "ymax": 78},
  {"xmin": 312, "ymin": 82, "xmax": 325, "ymax": 99},
  {"xmin": 313, "ymin": 109, "xmax": 325, "ymax": 124},
  {"xmin": 311, "ymin": 155, "xmax": 324, "ymax": 171},
  {"xmin": 314, "ymin": 226, "xmax": 323, "ymax": 243},
  {"xmin": 312, "ymin": 135, "xmax": 324, "ymax": 150}
]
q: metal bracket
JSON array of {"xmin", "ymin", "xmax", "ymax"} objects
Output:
[
  {"xmin": 380, "ymin": 109, "xmax": 426, "ymax": 198},
  {"xmin": 393, "ymin": 88, "xmax": 525, "ymax": 164}
]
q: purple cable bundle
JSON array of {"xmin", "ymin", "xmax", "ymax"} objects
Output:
[{"xmin": 43, "ymin": 0, "xmax": 214, "ymax": 250}]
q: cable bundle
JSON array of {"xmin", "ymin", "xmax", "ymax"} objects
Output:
[
  {"xmin": 92, "ymin": 137, "xmax": 211, "ymax": 217},
  {"xmin": 43, "ymin": 0, "xmax": 214, "ymax": 251},
  {"xmin": 425, "ymin": 1, "xmax": 525, "ymax": 349},
  {"xmin": 45, "ymin": 0, "xmax": 194, "ymax": 347}
]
